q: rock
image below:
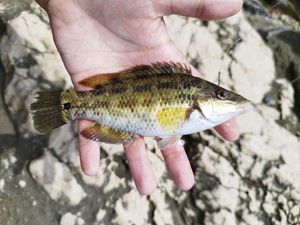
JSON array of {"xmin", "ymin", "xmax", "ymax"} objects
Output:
[
  {"xmin": 1, "ymin": 10, "xmax": 69, "ymax": 84},
  {"xmin": 268, "ymin": 30, "xmax": 300, "ymax": 135},
  {"xmin": 48, "ymin": 123, "xmax": 81, "ymax": 167},
  {"xmin": 29, "ymin": 152, "xmax": 87, "ymax": 206},
  {"xmin": 225, "ymin": 13, "xmax": 276, "ymax": 103},
  {"xmin": 165, "ymin": 16, "xmax": 232, "ymax": 87},
  {"xmin": 230, "ymin": 33, "xmax": 275, "ymax": 103},
  {"xmin": 112, "ymin": 190, "xmax": 150, "ymax": 224},
  {"xmin": 0, "ymin": 0, "xmax": 32, "ymax": 21}
]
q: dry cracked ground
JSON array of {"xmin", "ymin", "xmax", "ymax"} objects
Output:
[{"xmin": 0, "ymin": 1, "xmax": 300, "ymax": 225}]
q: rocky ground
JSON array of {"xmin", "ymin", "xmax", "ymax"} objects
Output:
[{"xmin": 0, "ymin": 1, "xmax": 299, "ymax": 225}]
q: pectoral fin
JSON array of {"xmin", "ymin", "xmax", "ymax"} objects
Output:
[{"xmin": 81, "ymin": 123, "xmax": 137, "ymax": 144}]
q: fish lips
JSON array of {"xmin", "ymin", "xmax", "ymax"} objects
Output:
[
  {"xmin": 200, "ymin": 98, "xmax": 253, "ymax": 125},
  {"xmin": 237, "ymin": 101, "xmax": 254, "ymax": 113}
]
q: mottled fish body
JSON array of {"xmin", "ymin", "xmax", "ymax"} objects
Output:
[{"xmin": 30, "ymin": 62, "xmax": 252, "ymax": 144}]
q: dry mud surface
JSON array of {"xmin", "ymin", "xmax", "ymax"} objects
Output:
[{"xmin": 0, "ymin": 1, "xmax": 300, "ymax": 225}]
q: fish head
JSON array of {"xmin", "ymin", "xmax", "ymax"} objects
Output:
[{"xmin": 195, "ymin": 84, "xmax": 253, "ymax": 125}]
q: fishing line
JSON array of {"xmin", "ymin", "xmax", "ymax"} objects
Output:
[
  {"xmin": 216, "ymin": 0, "xmax": 300, "ymax": 123},
  {"xmin": 217, "ymin": 0, "xmax": 284, "ymax": 86}
]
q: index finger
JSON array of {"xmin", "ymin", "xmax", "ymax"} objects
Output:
[{"xmin": 124, "ymin": 137, "xmax": 156, "ymax": 195}]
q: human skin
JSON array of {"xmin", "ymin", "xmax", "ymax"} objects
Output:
[{"xmin": 35, "ymin": 0, "xmax": 243, "ymax": 195}]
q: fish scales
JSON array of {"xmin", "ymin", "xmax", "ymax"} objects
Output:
[{"xmin": 66, "ymin": 73, "xmax": 198, "ymax": 136}]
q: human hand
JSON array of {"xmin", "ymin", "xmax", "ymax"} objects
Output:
[{"xmin": 36, "ymin": 0, "xmax": 243, "ymax": 195}]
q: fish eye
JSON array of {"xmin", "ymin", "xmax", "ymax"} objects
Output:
[{"xmin": 216, "ymin": 90, "xmax": 229, "ymax": 100}]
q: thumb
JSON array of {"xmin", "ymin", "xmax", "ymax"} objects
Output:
[{"xmin": 159, "ymin": 0, "xmax": 243, "ymax": 20}]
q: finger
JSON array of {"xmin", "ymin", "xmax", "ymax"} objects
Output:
[
  {"xmin": 124, "ymin": 137, "xmax": 156, "ymax": 195},
  {"xmin": 78, "ymin": 120, "xmax": 100, "ymax": 176},
  {"xmin": 213, "ymin": 118, "xmax": 240, "ymax": 141},
  {"xmin": 161, "ymin": 143, "xmax": 194, "ymax": 190},
  {"xmin": 161, "ymin": 0, "xmax": 243, "ymax": 20}
]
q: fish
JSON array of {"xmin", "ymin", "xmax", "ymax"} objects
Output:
[{"xmin": 30, "ymin": 62, "xmax": 252, "ymax": 147}]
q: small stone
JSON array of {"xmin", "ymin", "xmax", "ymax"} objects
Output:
[{"xmin": 18, "ymin": 180, "xmax": 26, "ymax": 188}]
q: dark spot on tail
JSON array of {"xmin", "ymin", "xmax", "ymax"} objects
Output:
[{"xmin": 63, "ymin": 102, "xmax": 71, "ymax": 110}]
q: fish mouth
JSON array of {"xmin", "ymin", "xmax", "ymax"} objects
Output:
[{"xmin": 237, "ymin": 101, "xmax": 254, "ymax": 113}]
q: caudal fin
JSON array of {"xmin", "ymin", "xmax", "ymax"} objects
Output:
[{"xmin": 30, "ymin": 91, "xmax": 68, "ymax": 134}]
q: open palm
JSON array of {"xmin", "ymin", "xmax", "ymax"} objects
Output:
[{"xmin": 37, "ymin": 0, "xmax": 243, "ymax": 194}]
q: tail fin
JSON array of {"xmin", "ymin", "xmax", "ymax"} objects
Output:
[{"xmin": 30, "ymin": 91, "xmax": 68, "ymax": 134}]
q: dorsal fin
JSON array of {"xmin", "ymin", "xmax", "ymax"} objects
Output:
[{"xmin": 79, "ymin": 62, "xmax": 192, "ymax": 88}]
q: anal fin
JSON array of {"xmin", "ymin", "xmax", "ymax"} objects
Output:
[{"xmin": 81, "ymin": 123, "xmax": 138, "ymax": 144}]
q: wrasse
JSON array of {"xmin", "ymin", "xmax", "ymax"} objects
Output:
[{"xmin": 30, "ymin": 62, "xmax": 252, "ymax": 147}]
